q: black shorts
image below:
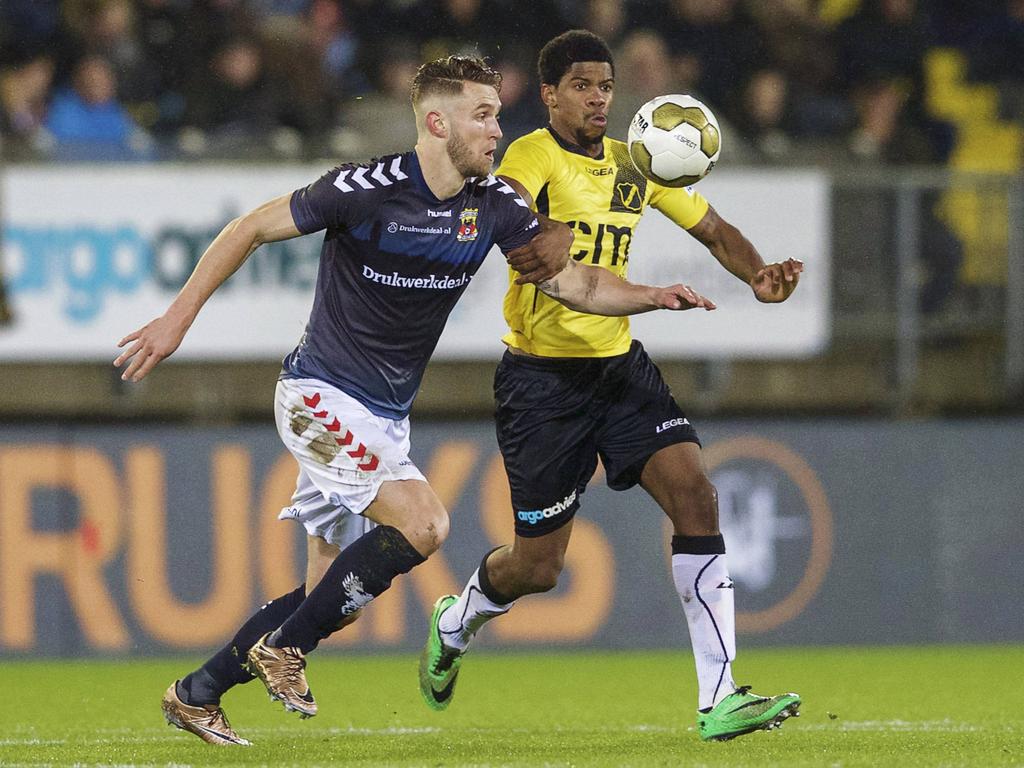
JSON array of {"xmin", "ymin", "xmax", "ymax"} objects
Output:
[{"xmin": 494, "ymin": 340, "xmax": 701, "ymax": 538}]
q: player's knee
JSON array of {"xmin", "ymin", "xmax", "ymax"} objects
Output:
[
  {"xmin": 428, "ymin": 505, "xmax": 451, "ymax": 550},
  {"xmin": 419, "ymin": 501, "xmax": 452, "ymax": 557},
  {"xmin": 391, "ymin": 502, "xmax": 449, "ymax": 557},
  {"xmin": 665, "ymin": 474, "xmax": 719, "ymax": 532},
  {"xmin": 694, "ymin": 476, "xmax": 718, "ymax": 516}
]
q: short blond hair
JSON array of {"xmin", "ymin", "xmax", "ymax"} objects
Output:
[{"xmin": 410, "ymin": 55, "xmax": 502, "ymax": 106}]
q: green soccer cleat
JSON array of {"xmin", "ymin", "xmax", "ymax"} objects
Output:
[
  {"xmin": 697, "ymin": 686, "xmax": 801, "ymax": 742},
  {"xmin": 418, "ymin": 595, "xmax": 463, "ymax": 711}
]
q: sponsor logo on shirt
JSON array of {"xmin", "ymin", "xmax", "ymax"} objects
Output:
[
  {"xmin": 361, "ymin": 264, "xmax": 470, "ymax": 290},
  {"xmin": 387, "ymin": 222, "xmax": 452, "ymax": 235},
  {"xmin": 457, "ymin": 208, "xmax": 479, "ymax": 242},
  {"xmin": 516, "ymin": 489, "xmax": 578, "ymax": 525},
  {"xmin": 586, "ymin": 166, "xmax": 614, "ymax": 176},
  {"xmin": 655, "ymin": 417, "xmax": 689, "ymax": 434}
]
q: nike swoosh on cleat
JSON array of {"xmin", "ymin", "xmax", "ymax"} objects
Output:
[
  {"xmin": 727, "ymin": 697, "xmax": 771, "ymax": 714},
  {"xmin": 430, "ymin": 678, "xmax": 456, "ymax": 703},
  {"xmin": 297, "ymin": 689, "xmax": 315, "ymax": 703},
  {"xmin": 191, "ymin": 722, "xmax": 245, "ymax": 744}
]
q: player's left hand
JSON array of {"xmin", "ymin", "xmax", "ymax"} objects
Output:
[
  {"xmin": 658, "ymin": 284, "xmax": 716, "ymax": 311},
  {"xmin": 507, "ymin": 218, "xmax": 573, "ymax": 285},
  {"xmin": 750, "ymin": 258, "xmax": 803, "ymax": 303}
]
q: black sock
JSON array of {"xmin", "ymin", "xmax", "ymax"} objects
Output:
[
  {"xmin": 478, "ymin": 547, "xmax": 514, "ymax": 605},
  {"xmin": 271, "ymin": 526, "xmax": 425, "ymax": 653},
  {"xmin": 179, "ymin": 583, "xmax": 307, "ymax": 706},
  {"xmin": 671, "ymin": 533, "xmax": 725, "ymax": 555}
]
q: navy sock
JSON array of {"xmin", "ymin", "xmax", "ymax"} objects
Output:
[
  {"xmin": 179, "ymin": 583, "xmax": 307, "ymax": 706},
  {"xmin": 271, "ymin": 526, "xmax": 425, "ymax": 653},
  {"xmin": 671, "ymin": 533, "xmax": 725, "ymax": 555}
]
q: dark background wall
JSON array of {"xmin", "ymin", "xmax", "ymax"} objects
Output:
[{"xmin": 2, "ymin": 418, "xmax": 1020, "ymax": 657}]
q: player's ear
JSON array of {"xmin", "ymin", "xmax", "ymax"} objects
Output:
[
  {"xmin": 540, "ymin": 83, "xmax": 557, "ymax": 109},
  {"xmin": 425, "ymin": 110, "xmax": 447, "ymax": 139}
]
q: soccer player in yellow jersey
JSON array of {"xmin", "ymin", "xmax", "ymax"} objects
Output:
[{"xmin": 420, "ymin": 31, "xmax": 803, "ymax": 741}]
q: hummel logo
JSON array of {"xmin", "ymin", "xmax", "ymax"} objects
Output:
[
  {"xmin": 717, "ymin": 578, "xmax": 734, "ymax": 589},
  {"xmin": 333, "ymin": 156, "xmax": 407, "ymax": 192}
]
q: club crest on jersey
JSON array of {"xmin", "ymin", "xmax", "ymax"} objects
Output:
[
  {"xmin": 457, "ymin": 208, "xmax": 479, "ymax": 242},
  {"xmin": 616, "ymin": 182, "xmax": 642, "ymax": 212}
]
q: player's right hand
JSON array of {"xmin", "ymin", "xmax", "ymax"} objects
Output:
[
  {"xmin": 113, "ymin": 313, "xmax": 190, "ymax": 382},
  {"xmin": 751, "ymin": 258, "xmax": 802, "ymax": 303},
  {"xmin": 658, "ymin": 284, "xmax": 716, "ymax": 311}
]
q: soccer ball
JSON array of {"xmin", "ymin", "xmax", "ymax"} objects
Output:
[{"xmin": 627, "ymin": 94, "xmax": 721, "ymax": 187}]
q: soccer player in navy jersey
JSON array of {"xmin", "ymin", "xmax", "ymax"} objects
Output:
[
  {"xmin": 418, "ymin": 32, "xmax": 802, "ymax": 742},
  {"xmin": 115, "ymin": 55, "xmax": 714, "ymax": 746}
]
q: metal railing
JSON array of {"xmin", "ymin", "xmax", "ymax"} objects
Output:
[{"xmin": 829, "ymin": 168, "xmax": 1023, "ymax": 412}]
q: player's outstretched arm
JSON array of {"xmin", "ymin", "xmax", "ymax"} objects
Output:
[
  {"xmin": 114, "ymin": 194, "xmax": 301, "ymax": 382},
  {"xmin": 537, "ymin": 259, "xmax": 715, "ymax": 316},
  {"xmin": 688, "ymin": 205, "xmax": 802, "ymax": 303}
]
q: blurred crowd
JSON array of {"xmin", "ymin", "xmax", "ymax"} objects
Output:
[{"xmin": 1, "ymin": 0, "xmax": 1024, "ymax": 164}]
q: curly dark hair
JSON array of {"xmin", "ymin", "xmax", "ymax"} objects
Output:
[
  {"xmin": 411, "ymin": 55, "xmax": 502, "ymax": 105},
  {"xmin": 537, "ymin": 30, "xmax": 614, "ymax": 86}
]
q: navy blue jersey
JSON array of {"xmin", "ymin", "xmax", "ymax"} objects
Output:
[{"xmin": 282, "ymin": 150, "xmax": 539, "ymax": 419}]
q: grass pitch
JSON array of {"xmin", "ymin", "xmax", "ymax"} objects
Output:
[{"xmin": 0, "ymin": 645, "xmax": 1021, "ymax": 767}]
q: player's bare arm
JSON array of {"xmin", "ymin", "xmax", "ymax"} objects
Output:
[
  {"xmin": 688, "ymin": 205, "xmax": 803, "ymax": 303},
  {"xmin": 500, "ymin": 175, "xmax": 573, "ymax": 285},
  {"xmin": 538, "ymin": 258, "xmax": 715, "ymax": 316},
  {"xmin": 114, "ymin": 194, "xmax": 301, "ymax": 382}
]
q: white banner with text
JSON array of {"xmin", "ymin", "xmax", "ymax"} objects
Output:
[{"xmin": 1, "ymin": 165, "xmax": 830, "ymax": 360}]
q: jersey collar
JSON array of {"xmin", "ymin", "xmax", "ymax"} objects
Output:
[
  {"xmin": 546, "ymin": 125, "xmax": 605, "ymax": 160},
  {"xmin": 408, "ymin": 149, "xmax": 467, "ymax": 204}
]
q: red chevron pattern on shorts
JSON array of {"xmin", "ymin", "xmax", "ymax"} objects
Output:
[
  {"xmin": 301, "ymin": 391, "xmax": 378, "ymax": 473},
  {"xmin": 357, "ymin": 455, "xmax": 379, "ymax": 471}
]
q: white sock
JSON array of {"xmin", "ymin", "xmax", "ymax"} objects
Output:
[
  {"xmin": 672, "ymin": 552, "xmax": 737, "ymax": 710},
  {"xmin": 437, "ymin": 567, "xmax": 513, "ymax": 651}
]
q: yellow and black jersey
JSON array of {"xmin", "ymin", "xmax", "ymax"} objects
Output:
[{"xmin": 497, "ymin": 126, "xmax": 709, "ymax": 358}]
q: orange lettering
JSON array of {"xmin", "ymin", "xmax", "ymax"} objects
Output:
[
  {"xmin": 125, "ymin": 445, "xmax": 252, "ymax": 647},
  {"xmin": 258, "ymin": 452, "xmax": 303, "ymax": 599},
  {"xmin": 0, "ymin": 447, "xmax": 127, "ymax": 650}
]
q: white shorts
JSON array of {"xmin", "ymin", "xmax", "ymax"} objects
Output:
[{"xmin": 274, "ymin": 377, "xmax": 426, "ymax": 548}]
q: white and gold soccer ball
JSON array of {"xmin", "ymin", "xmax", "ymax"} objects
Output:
[{"xmin": 626, "ymin": 94, "xmax": 722, "ymax": 187}]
